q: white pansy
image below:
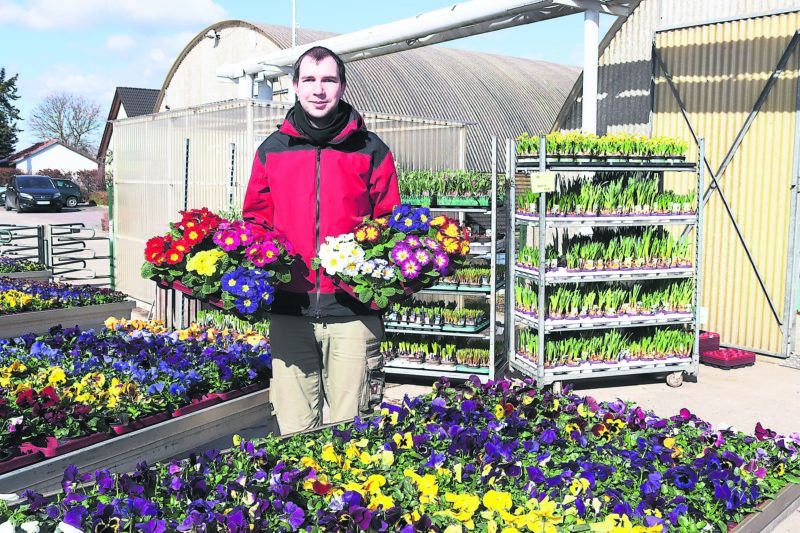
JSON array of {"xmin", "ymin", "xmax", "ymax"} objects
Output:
[
  {"xmin": 54, "ymin": 522, "xmax": 82, "ymax": 533},
  {"xmin": 0, "ymin": 520, "xmax": 16, "ymax": 533},
  {"xmin": 21, "ymin": 522, "xmax": 40, "ymax": 533}
]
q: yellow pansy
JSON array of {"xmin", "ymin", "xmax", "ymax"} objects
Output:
[
  {"xmin": 404, "ymin": 469, "xmax": 439, "ymax": 504},
  {"xmin": 300, "ymin": 456, "xmax": 322, "ymax": 471},
  {"xmin": 437, "ymin": 492, "xmax": 480, "ymax": 526},
  {"xmin": 495, "ymin": 404, "xmax": 505, "ymax": 419},
  {"xmin": 483, "ymin": 490, "xmax": 512, "ymax": 512},
  {"xmin": 369, "ymin": 491, "xmax": 394, "ymax": 512},
  {"xmin": 48, "ymin": 367, "xmax": 66, "ymax": 386},
  {"xmin": 321, "ymin": 443, "xmax": 341, "ymax": 464},
  {"xmin": 393, "ymin": 432, "xmax": 414, "ymax": 449},
  {"xmin": 570, "ymin": 477, "xmax": 590, "ymax": 496},
  {"xmin": 443, "ymin": 525, "xmax": 463, "ymax": 533},
  {"xmin": 378, "ymin": 449, "xmax": 395, "ymax": 467}
]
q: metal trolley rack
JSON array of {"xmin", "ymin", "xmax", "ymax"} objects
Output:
[
  {"xmin": 383, "ymin": 139, "xmax": 509, "ymax": 382},
  {"xmin": 507, "ymin": 136, "xmax": 704, "ymax": 390}
]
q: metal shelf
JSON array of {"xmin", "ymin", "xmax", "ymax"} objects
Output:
[
  {"xmin": 429, "ymin": 206, "xmax": 494, "ymax": 214},
  {"xmin": 385, "ymin": 324, "xmax": 490, "ymax": 338},
  {"xmin": 514, "ymin": 213, "xmax": 697, "ymax": 227},
  {"xmin": 385, "ymin": 362, "xmax": 489, "ymax": 381},
  {"xmin": 515, "ymin": 158, "xmax": 697, "ymax": 173},
  {"xmin": 422, "ymin": 279, "xmax": 504, "ymax": 296},
  {"xmin": 514, "ymin": 310, "xmax": 694, "ymax": 333},
  {"xmin": 514, "ymin": 266, "xmax": 695, "ymax": 284},
  {"xmin": 507, "ymin": 136, "xmax": 705, "ymax": 389},
  {"xmin": 510, "ymin": 357, "xmax": 693, "ymax": 384}
]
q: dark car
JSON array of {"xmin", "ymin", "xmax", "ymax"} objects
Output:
[
  {"xmin": 4, "ymin": 175, "xmax": 63, "ymax": 213},
  {"xmin": 0, "ymin": 185, "xmax": 5, "ymax": 205},
  {"xmin": 52, "ymin": 178, "xmax": 83, "ymax": 208}
]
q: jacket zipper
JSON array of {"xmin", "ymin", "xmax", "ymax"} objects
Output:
[{"xmin": 315, "ymin": 147, "xmax": 322, "ymax": 318}]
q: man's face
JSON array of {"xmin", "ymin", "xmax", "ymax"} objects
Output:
[{"xmin": 293, "ymin": 55, "xmax": 346, "ymax": 123}]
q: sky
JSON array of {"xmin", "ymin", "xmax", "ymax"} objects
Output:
[{"xmin": 0, "ymin": 0, "xmax": 616, "ymax": 150}]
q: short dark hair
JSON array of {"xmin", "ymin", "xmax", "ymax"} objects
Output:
[{"xmin": 292, "ymin": 46, "xmax": 346, "ymax": 85}]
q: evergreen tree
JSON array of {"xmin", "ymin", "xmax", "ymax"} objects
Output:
[{"xmin": 0, "ymin": 68, "xmax": 22, "ymax": 159}]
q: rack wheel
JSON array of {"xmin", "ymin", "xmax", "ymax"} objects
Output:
[
  {"xmin": 551, "ymin": 381, "xmax": 563, "ymax": 394},
  {"xmin": 666, "ymin": 372, "xmax": 684, "ymax": 388}
]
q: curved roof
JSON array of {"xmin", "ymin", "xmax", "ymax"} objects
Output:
[{"xmin": 159, "ymin": 21, "xmax": 579, "ymax": 170}]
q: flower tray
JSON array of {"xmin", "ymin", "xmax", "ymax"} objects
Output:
[
  {"xmin": 0, "ymin": 388, "xmax": 272, "ymax": 495},
  {"xmin": 399, "ymin": 195, "xmax": 432, "ymax": 207},
  {"xmin": 699, "ymin": 330, "xmax": 721, "ymax": 353},
  {"xmin": 442, "ymin": 320, "xmax": 489, "ymax": 333},
  {"xmin": 0, "ymin": 450, "xmax": 45, "ymax": 475},
  {"xmin": 0, "ymin": 300, "xmax": 136, "ymax": 339},
  {"xmin": 156, "ymin": 279, "xmax": 224, "ymax": 309},
  {"xmin": 20, "ymin": 433, "xmax": 112, "ymax": 458},
  {"xmin": 701, "ymin": 348, "xmax": 755, "ymax": 369},
  {"xmin": 1, "ymin": 270, "xmax": 53, "ymax": 282},
  {"xmin": 112, "ymin": 411, "xmax": 172, "ymax": 435},
  {"xmin": 173, "ymin": 395, "xmax": 223, "ymax": 417},
  {"xmin": 216, "ymin": 381, "xmax": 270, "ymax": 401},
  {"xmin": 436, "ymin": 195, "xmax": 490, "ymax": 207}
]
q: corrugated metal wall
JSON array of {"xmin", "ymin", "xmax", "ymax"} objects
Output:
[
  {"xmin": 654, "ymin": 11, "xmax": 800, "ymax": 355},
  {"xmin": 557, "ymin": 0, "xmax": 800, "ymax": 134},
  {"xmin": 111, "ymin": 99, "xmax": 467, "ymax": 306}
]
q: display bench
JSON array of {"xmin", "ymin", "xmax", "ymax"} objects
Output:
[
  {"xmin": 0, "ymin": 387, "xmax": 272, "ymax": 495},
  {"xmin": 507, "ymin": 136, "xmax": 704, "ymax": 390},
  {"xmin": 383, "ymin": 141, "xmax": 509, "ymax": 382},
  {"xmin": 0, "ymin": 300, "xmax": 135, "ymax": 339}
]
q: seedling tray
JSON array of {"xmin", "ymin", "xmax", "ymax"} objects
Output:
[{"xmin": 699, "ymin": 331, "xmax": 720, "ymax": 353}]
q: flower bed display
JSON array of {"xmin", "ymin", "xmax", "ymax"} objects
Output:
[
  {"xmin": 0, "ymin": 258, "xmax": 51, "ymax": 282},
  {"xmin": 315, "ymin": 205, "xmax": 470, "ymax": 310},
  {"xmin": 0, "ymin": 320, "xmax": 271, "ymax": 472},
  {"xmin": 141, "ymin": 207, "xmax": 296, "ymax": 322},
  {"xmin": 0, "ymin": 279, "xmax": 133, "ymax": 338},
  {"xmin": 2, "ymin": 377, "xmax": 798, "ymax": 532}
]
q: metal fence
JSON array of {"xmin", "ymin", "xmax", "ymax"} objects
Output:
[{"xmin": 111, "ymin": 99, "xmax": 469, "ymax": 310}]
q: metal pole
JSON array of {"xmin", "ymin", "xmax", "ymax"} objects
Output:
[
  {"xmin": 183, "ymin": 138, "xmax": 190, "ymax": 211},
  {"xmin": 693, "ymin": 139, "xmax": 704, "ymax": 377},
  {"xmin": 490, "ymin": 136, "xmax": 498, "ymax": 380},
  {"xmin": 582, "ymin": 8, "xmax": 599, "ymax": 135},
  {"xmin": 228, "ymin": 142, "xmax": 236, "ymax": 208},
  {"xmin": 507, "ymin": 138, "xmax": 518, "ymax": 372},
  {"xmin": 537, "ymin": 134, "xmax": 547, "ymax": 387},
  {"xmin": 782, "ymin": 48, "xmax": 800, "ymax": 360},
  {"xmin": 292, "ymin": 0, "xmax": 297, "ymax": 49},
  {"xmin": 505, "ymin": 138, "xmax": 513, "ymax": 375}
]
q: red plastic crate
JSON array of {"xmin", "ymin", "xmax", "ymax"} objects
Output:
[
  {"xmin": 699, "ymin": 331, "xmax": 720, "ymax": 353},
  {"xmin": 701, "ymin": 348, "xmax": 755, "ymax": 368}
]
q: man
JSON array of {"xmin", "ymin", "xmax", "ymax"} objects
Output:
[{"xmin": 243, "ymin": 46, "xmax": 400, "ymax": 434}]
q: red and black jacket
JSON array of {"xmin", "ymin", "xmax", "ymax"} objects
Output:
[{"xmin": 243, "ymin": 104, "xmax": 400, "ymax": 317}]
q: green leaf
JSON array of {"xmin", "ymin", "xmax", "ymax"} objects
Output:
[{"xmin": 375, "ymin": 295, "xmax": 388, "ymax": 308}]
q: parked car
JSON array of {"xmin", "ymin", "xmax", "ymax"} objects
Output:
[
  {"xmin": 0, "ymin": 185, "xmax": 6, "ymax": 205},
  {"xmin": 52, "ymin": 178, "xmax": 83, "ymax": 208},
  {"xmin": 4, "ymin": 175, "xmax": 63, "ymax": 213}
]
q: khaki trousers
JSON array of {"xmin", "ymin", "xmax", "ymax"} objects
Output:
[{"xmin": 269, "ymin": 314, "xmax": 385, "ymax": 435}]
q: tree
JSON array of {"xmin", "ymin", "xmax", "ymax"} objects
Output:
[
  {"xmin": 29, "ymin": 92, "xmax": 102, "ymax": 153},
  {"xmin": 0, "ymin": 68, "xmax": 22, "ymax": 160}
]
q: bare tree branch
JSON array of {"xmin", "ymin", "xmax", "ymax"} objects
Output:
[{"xmin": 29, "ymin": 92, "xmax": 101, "ymax": 153}]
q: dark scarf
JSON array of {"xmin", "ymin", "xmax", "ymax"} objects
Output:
[{"xmin": 292, "ymin": 100, "xmax": 353, "ymax": 146}]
